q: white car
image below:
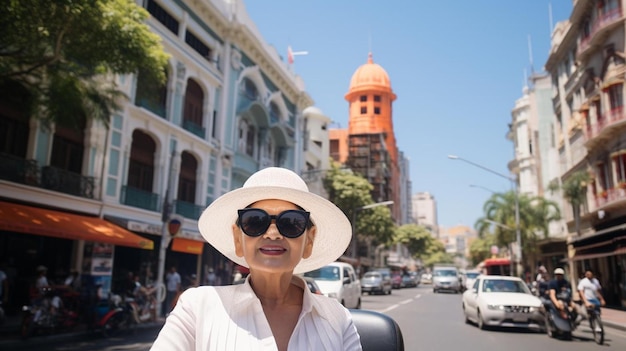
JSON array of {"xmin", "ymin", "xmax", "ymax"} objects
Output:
[
  {"xmin": 462, "ymin": 275, "xmax": 543, "ymax": 330},
  {"xmin": 462, "ymin": 270, "xmax": 481, "ymax": 292},
  {"xmin": 304, "ymin": 262, "xmax": 362, "ymax": 309}
]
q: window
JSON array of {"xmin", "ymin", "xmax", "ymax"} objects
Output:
[
  {"xmin": 360, "ymin": 107, "xmax": 367, "ymax": 114},
  {"xmin": 360, "ymin": 95, "xmax": 367, "ymax": 102},
  {"xmin": 594, "ymin": 100, "xmax": 603, "ymax": 122},
  {"xmin": 128, "ymin": 130, "xmax": 156, "ymax": 192},
  {"xmin": 183, "ymin": 79, "xmax": 203, "ymax": 126},
  {"xmin": 178, "ymin": 152, "xmax": 197, "ymax": 203},
  {"xmin": 147, "ymin": 0, "xmax": 179, "ymax": 35},
  {"xmin": 615, "ymin": 152, "xmax": 626, "ymax": 184},
  {"xmin": 550, "ymin": 123, "xmax": 555, "ymax": 147},
  {"xmin": 608, "ymin": 83, "xmax": 623, "ymax": 111},
  {"xmin": 211, "ymin": 110, "xmax": 218, "ymax": 138},
  {"xmin": 246, "ymin": 125, "xmax": 255, "ymax": 157},
  {"xmin": 374, "ymin": 95, "xmax": 381, "ymax": 102},
  {"xmin": 374, "ymin": 107, "xmax": 381, "ymax": 115},
  {"xmin": 185, "ymin": 31, "xmax": 212, "ymax": 62},
  {"xmin": 242, "ymin": 78, "xmax": 258, "ymax": 100}
]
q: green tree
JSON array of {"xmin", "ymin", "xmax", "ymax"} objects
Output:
[
  {"xmin": 475, "ymin": 191, "xmax": 560, "ymax": 268},
  {"xmin": 548, "ymin": 170, "xmax": 590, "ymax": 235},
  {"xmin": 0, "ymin": 0, "xmax": 169, "ymax": 128},
  {"xmin": 323, "ymin": 162, "xmax": 395, "ymax": 250},
  {"xmin": 468, "ymin": 233, "xmax": 496, "ymax": 266},
  {"xmin": 392, "ymin": 224, "xmax": 452, "ymax": 267}
]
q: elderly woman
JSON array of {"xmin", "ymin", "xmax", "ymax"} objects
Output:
[{"xmin": 151, "ymin": 167, "xmax": 362, "ymax": 351}]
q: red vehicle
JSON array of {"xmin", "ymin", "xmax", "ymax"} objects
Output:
[
  {"xmin": 479, "ymin": 258, "xmax": 512, "ymax": 276},
  {"xmin": 391, "ymin": 273, "xmax": 402, "ymax": 289}
]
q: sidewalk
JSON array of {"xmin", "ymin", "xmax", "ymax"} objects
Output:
[{"xmin": 601, "ymin": 307, "xmax": 626, "ymax": 332}]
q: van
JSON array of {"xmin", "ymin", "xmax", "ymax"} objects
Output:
[
  {"xmin": 304, "ymin": 262, "xmax": 362, "ymax": 308},
  {"xmin": 432, "ymin": 266, "xmax": 461, "ymax": 293}
]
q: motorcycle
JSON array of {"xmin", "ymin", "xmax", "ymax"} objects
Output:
[
  {"xmin": 98, "ymin": 292, "xmax": 155, "ymax": 337},
  {"xmin": 21, "ymin": 287, "xmax": 80, "ymax": 338},
  {"xmin": 543, "ymin": 287, "xmax": 577, "ymax": 340}
]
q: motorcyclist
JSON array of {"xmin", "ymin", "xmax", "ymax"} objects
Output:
[{"xmin": 548, "ymin": 268, "xmax": 576, "ymax": 320}]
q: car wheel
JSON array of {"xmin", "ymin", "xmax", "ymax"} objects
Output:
[
  {"xmin": 433, "ymin": 288, "xmax": 437, "ymax": 293},
  {"xmin": 477, "ymin": 310, "xmax": 486, "ymax": 330}
]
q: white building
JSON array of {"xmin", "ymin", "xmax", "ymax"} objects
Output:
[{"xmin": 411, "ymin": 191, "xmax": 439, "ymax": 237}]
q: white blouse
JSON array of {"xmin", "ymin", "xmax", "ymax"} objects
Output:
[{"xmin": 151, "ymin": 276, "xmax": 362, "ymax": 351}]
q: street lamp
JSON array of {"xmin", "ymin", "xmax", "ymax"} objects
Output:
[
  {"xmin": 469, "ymin": 184, "xmax": 497, "ymax": 194},
  {"xmin": 448, "ymin": 154, "xmax": 522, "ymax": 277},
  {"xmin": 351, "ymin": 201, "xmax": 394, "ymax": 259}
]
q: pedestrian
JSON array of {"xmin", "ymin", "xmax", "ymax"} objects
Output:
[
  {"xmin": 205, "ymin": 268, "xmax": 217, "ymax": 286},
  {"xmin": 35, "ymin": 265, "xmax": 50, "ymax": 288},
  {"xmin": 151, "ymin": 167, "xmax": 361, "ymax": 350},
  {"xmin": 164, "ymin": 266, "xmax": 181, "ymax": 315}
]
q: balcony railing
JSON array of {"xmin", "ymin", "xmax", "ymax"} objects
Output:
[
  {"xmin": 594, "ymin": 186, "xmax": 626, "ymax": 208},
  {"xmin": 182, "ymin": 120, "xmax": 206, "ymax": 139},
  {"xmin": 41, "ymin": 166, "xmax": 95, "ymax": 199},
  {"xmin": 121, "ymin": 185, "xmax": 160, "ymax": 212},
  {"xmin": 174, "ymin": 200, "xmax": 204, "ymax": 220},
  {"xmin": 136, "ymin": 98, "xmax": 166, "ymax": 118},
  {"xmin": 579, "ymin": 7, "xmax": 623, "ymax": 53},
  {"xmin": 586, "ymin": 106, "xmax": 626, "ymax": 140},
  {"xmin": 0, "ymin": 153, "xmax": 39, "ymax": 186}
]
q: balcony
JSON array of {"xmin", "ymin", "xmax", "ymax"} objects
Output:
[
  {"xmin": 0, "ymin": 153, "xmax": 39, "ymax": 186},
  {"xmin": 182, "ymin": 120, "xmax": 206, "ymax": 139},
  {"xmin": 585, "ymin": 106, "xmax": 626, "ymax": 146},
  {"xmin": 136, "ymin": 98, "xmax": 166, "ymax": 118},
  {"xmin": 41, "ymin": 166, "xmax": 95, "ymax": 199},
  {"xmin": 578, "ymin": 7, "xmax": 623, "ymax": 58},
  {"xmin": 121, "ymin": 185, "xmax": 160, "ymax": 212},
  {"xmin": 174, "ymin": 200, "xmax": 204, "ymax": 220},
  {"xmin": 594, "ymin": 186, "xmax": 626, "ymax": 209}
]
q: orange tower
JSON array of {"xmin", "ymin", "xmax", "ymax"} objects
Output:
[{"xmin": 344, "ymin": 53, "xmax": 400, "ymax": 220}]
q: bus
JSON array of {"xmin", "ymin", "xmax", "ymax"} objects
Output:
[{"xmin": 478, "ymin": 258, "xmax": 511, "ymax": 276}]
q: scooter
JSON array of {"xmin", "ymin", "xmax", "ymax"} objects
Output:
[
  {"xmin": 21, "ymin": 287, "xmax": 80, "ymax": 338},
  {"xmin": 543, "ymin": 288, "xmax": 576, "ymax": 340}
]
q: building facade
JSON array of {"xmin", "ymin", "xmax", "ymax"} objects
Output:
[
  {"xmin": 0, "ymin": 0, "xmax": 315, "ymax": 305},
  {"xmin": 544, "ymin": 0, "xmax": 626, "ymax": 309},
  {"xmin": 412, "ymin": 192, "xmax": 439, "ymax": 238}
]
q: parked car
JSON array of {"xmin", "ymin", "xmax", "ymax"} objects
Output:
[
  {"xmin": 360, "ymin": 271, "xmax": 392, "ymax": 295},
  {"xmin": 390, "ymin": 273, "xmax": 402, "ymax": 289},
  {"xmin": 304, "ymin": 262, "xmax": 362, "ymax": 309},
  {"xmin": 401, "ymin": 274, "xmax": 418, "ymax": 288},
  {"xmin": 462, "ymin": 275, "xmax": 543, "ymax": 330},
  {"xmin": 303, "ymin": 277, "xmax": 323, "ymax": 295},
  {"xmin": 432, "ymin": 267, "xmax": 461, "ymax": 293}
]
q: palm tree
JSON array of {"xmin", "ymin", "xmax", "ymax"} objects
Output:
[
  {"xmin": 548, "ymin": 170, "xmax": 590, "ymax": 235},
  {"xmin": 475, "ymin": 191, "xmax": 560, "ymax": 269}
]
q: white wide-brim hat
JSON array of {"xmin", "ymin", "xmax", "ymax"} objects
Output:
[{"xmin": 198, "ymin": 167, "xmax": 352, "ymax": 274}]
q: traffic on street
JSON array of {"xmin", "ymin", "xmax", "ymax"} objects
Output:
[{"xmin": 4, "ymin": 282, "xmax": 626, "ymax": 351}]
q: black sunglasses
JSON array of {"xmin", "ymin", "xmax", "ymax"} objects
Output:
[{"xmin": 237, "ymin": 208, "xmax": 311, "ymax": 238}]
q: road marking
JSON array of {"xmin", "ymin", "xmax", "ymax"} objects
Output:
[
  {"xmin": 414, "ymin": 294, "xmax": 421, "ymax": 299},
  {"xmin": 379, "ymin": 304, "xmax": 399, "ymax": 313},
  {"xmin": 400, "ymin": 299, "xmax": 412, "ymax": 305}
]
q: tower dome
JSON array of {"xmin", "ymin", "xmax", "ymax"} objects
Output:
[{"xmin": 346, "ymin": 53, "xmax": 394, "ymax": 98}]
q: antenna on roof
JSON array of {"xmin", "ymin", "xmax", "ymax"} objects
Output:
[
  {"xmin": 549, "ymin": 2, "xmax": 554, "ymax": 34},
  {"xmin": 528, "ymin": 35, "xmax": 534, "ymax": 74}
]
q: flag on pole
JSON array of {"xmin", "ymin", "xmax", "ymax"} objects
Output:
[{"xmin": 287, "ymin": 46, "xmax": 294, "ymax": 65}]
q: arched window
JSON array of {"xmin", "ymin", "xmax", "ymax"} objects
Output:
[
  {"xmin": 183, "ymin": 79, "xmax": 204, "ymax": 128},
  {"xmin": 246, "ymin": 125, "xmax": 256, "ymax": 157},
  {"xmin": 269, "ymin": 101, "xmax": 281, "ymax": 123},
  {"xmin": 178, "ymin": 151, "xmax": 197, "ymax": 203},
  {"xmin": 128, "ymin": 130, "xmax": 156, "ymax": 192},
  {"xmin": 242, "ymin": 77, "xmax": 258, "ymax": 100}
]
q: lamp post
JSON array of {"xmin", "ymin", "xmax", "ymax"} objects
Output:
[
  {"xmin": 448, "ymin": 155, "xmax": 522, "ymax": 277},
  {"xmin": 351, "ymin": 201, "xmax": 394, "ymax": 259},
  {"xmin": 469, "ymin": 184, "xmax": 497, "ymax": 194}
]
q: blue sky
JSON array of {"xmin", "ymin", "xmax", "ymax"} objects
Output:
[{"xmin": 244, "ymin": 1, "xmax": 572, "ymax": 229}]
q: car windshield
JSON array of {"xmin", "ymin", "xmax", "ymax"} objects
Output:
[
  {"xmin": 304, "ymin": 266, "xmax": 340, "ymax": 281},
  {"xmin": 482, "ymin": 279, "xmax": 529, "ymax": 293},
  {"xmin": 434, "ymin": 270, "xmax": 457, "ymax": 277},
  {"xmin": 465, "ymin": 272, "xmax": 480, "ymax": 279}
]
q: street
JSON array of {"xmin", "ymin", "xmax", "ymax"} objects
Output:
[{"xmin": 6, "ymin": 284, "xmax": 626, "ymax": 350}]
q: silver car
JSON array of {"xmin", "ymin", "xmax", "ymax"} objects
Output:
[
  {"xmin": 432, "ymin": 268, "xmax": 461, "ymax": 293},
  {"xmin": 360, "ymin": 271, "xmax": 392, "ymax": 295}
]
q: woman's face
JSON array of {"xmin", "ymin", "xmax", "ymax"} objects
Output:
[{"xmin": 232, "ymin": 199, "xmax": 315, "ymax": 274}]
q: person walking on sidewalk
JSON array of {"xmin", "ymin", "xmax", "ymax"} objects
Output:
[
  {"xmin": 578, "ymin": 267, "xmax": 606, "ymax": 330},
  {"xmin": 164, "ymin": 266, "xmax": 181, "ymax": 316}
]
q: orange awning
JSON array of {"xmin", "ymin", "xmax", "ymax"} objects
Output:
[
  {"xmin": 171, "ymin": 237, "xmax": 204, "ymax": 255},
  {"xmin": 0, "ymin": 201, "xmax": 153, "ymax": 250}
]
